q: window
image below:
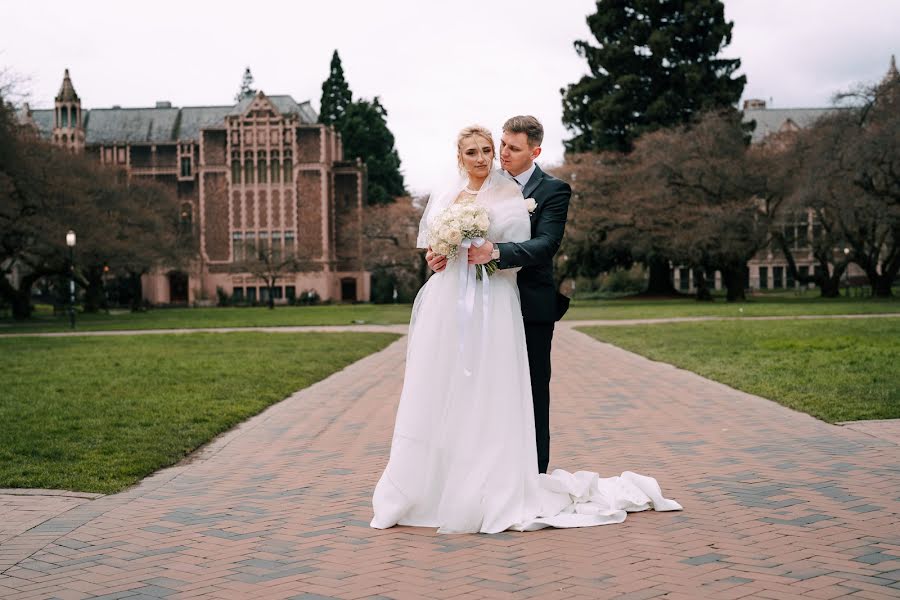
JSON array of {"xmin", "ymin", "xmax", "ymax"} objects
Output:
[
  {"xmin": 787, "ymin": 267, "xmax": 795, "ymax": 289},
  {"xmin": 247, "ymin": 287, "xmax": 257, "ymax": 303},
  {"xmin": 244, "ymin": 152, "xmax": 254, "ymax": 184},
  {"xmin": 232, "ymin": 287, "xmax": 244, "ymax": 301},
  {"xmin": 796, "ymin": 217, "xmax": 809, "ymax": 249},
  {"xmin": 773, "ymin": 266, "xmax": 784, "ymax": 289},
  {"xmin": 273, "ymin": 286, "xmax": 283, "ymax": 299},
  {"xmin": 231, "ymin": 156, "xmax": 241, "ymax": 183},
  {"xmin": 759, "ymin": 266, "xmax": 768, "ymax": 289},
  {"xmin": 260, "ymin": 286, "xmax": 270, "ymax": 303},
  {"xmin": 679, "ymin": 268, "xmax": 690, "ymax": 291},
  {"xmin": 812, "ymin": 224, "xmax": 823, "ymax": 246},
  {"xmin": 257, "ymin": 152, "xmax": 267, "ymax": 183},
  {"xmin": 799, "ymin": 265, "xmax": 810, "ymax": 284},
  {"xmin": 271, "ymin": 150, "xmax": 280, "ymax": 183},
  {"xmin": 259, "ymin": 231, "xmax": 269, "ymax": 256},
  {"xmin": 245, "ymin": 232, "xmax": 256, "ymax": 259},
  {"xmin": 286, "ymin": 285, "xmax": 296, "ymax": 301},
  {"xmin": 180, "ymin": 157, "xmax": 192, "ymax": 177},
  {"xmin": 284, "ymin": 231, "xmax": 295, "ymax": 257},
  {"xmin": 283, "ymin": 150, "xmax": 293, "ymax": 183},
  {"xmin": 232, "ymin": 232, "xmax": 243, "ymax": 262},
  {"xmin": 814, "ymin": 265, "xmax": 824, "ymax": 281},
  {"xmin": 271, "ymin": 231, "xmax": 282, "ymax": 262},
  {"xmin": 705, "ymin": 269, "xmax": 716, "ymax": 290}
]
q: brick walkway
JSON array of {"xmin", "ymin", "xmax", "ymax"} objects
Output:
[{"xmin": 1, "ymin": 325, "xmax": 898, "ymax": 599}]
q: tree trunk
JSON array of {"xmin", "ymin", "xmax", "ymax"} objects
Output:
[
  {"xmin": 126, "ymin": 271, "xmax": 145, "ymax": 311},
  {"xmin": 0, "ymin": 270, "xmax": 47, "ymax": 320},
  {"xmin": 693, "ymin": 268, "xmax": 712, "ymax": 301},
  {"xmin": 83, "ymin": 267, "xmax": 106, "ymax": 313},
  {"xmin": 721, "ymin": 264, "xmax": 746, "ymax": 302},
  {"xmin": 11, "ymin": 291, "xmax": 32, "ymax": 320},
  {"xmin": 268, "ymin": 282, "xmax": 275, "ymax": 309},
  {"xmin": 873, "ymin": 277, "xmax": 893, "ymax": 297},
  {"xmin": 645, "ymin": 256, "xmax": 675, "ymax": 295}
]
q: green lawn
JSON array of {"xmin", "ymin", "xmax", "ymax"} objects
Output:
[
  {"xmin": 578, "ymin": 318, "xmax": 899, "ymax": 423},
  {"xmin": 1, "ymin": 332, "xmax": 399, "ymax": 493},
  {"xmin": 2, "ymin": 295, "xmax": 898, "ymax": 333},
  {"xmin": 565, "ymin": 294, "xmax": 900, "ymax": 321},
  {"xmin": 0, "ymin": 303, "xmax": 413, "ymax": 333}
]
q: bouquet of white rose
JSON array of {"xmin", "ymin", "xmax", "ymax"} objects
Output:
[{"xmin": 428, "ymin": 202, "xmax": 497, "ymax": 280}]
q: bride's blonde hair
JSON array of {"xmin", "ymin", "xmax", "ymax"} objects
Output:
[{"xmin": 457, "ymin": 125, "xmax": 495, "ymax": 171}]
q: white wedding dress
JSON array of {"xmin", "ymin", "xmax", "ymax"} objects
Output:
[{"xmin": 371, "ymin": 170, "xmax": 681, "ymax": 533}]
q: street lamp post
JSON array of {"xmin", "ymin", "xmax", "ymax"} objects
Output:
[
  {"xmin": 843, "ymin": 247, "xmax": 850, "ymax": 297},
  {"xmin": 66, "ymin": 230, "xmax": 76, "ymax": 329}
]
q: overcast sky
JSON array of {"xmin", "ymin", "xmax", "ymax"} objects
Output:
[{"xmin": 2, "ymin": 0, "xmax": 897, "ymax": 194}]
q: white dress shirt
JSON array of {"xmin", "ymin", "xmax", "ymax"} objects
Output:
[{"xmin": 505, "ymin": 162, "xmax": 537, "ymax": 191}]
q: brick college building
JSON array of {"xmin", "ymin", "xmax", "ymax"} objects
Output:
[{"xmin": 20, "ymin": 69, "xmax": 370, "ymax": 305}]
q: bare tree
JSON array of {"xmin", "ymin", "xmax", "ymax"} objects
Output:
[
  {"xmin": 235, "ymin": 243, "xmax": 305, "ymax": 309},
  {"xmin": 362, "ymin": 197, "xmax": 425, "ymax": 302}
]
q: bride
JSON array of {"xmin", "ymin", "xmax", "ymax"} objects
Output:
[{"xmin": 371, "ymin": 125, "xmax": 681, "ymax": 534}]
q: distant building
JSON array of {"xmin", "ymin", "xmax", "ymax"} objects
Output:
[
  {"xmin": 671, "ymin": 56, "xmax": 897, "ymax": 294},
  {"xmin": 20, "ymin": 69, "xmax": 370, "ymax": 305}
]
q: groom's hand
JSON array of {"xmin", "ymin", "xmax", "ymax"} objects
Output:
[
  {"xmin": 426, "ymin": 246, "xmax": 447, "ymax": 272},
  {"xmin": 467, "ymin": 241, "xmax": 494, "ymax": 265}
]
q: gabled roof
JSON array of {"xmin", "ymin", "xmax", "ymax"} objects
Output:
[{"xmin": 24, "ymin": 95, "xmax": 319, "ymax": 145}]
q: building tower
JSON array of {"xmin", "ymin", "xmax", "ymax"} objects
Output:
[{"xmin": 53, "ymin": 69, "xmax": 84, "ymax": 152}]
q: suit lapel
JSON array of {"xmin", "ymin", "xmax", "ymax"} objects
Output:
[{"xmin": 522, "ymin": 163, "xmax": 544, "ymax": 200}]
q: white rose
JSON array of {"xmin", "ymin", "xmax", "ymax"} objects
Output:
[
  {"xmin": 435, "ymin": 241, "xmax": 451, "ymax": 256},
  {"xmin": 439, "ymin": 226, "xmax": 454, "ymax": 242},
  {"xmin": 448, "ymin": 219, "xmax": 461, "ymax": 231},
  {"xmin": 475, "ymin": 213, "xmax": 490, "ymax": 230},
  {"xmin": 525, "ymin": 198, "xmax": 537, "ymax": 213},
  {"xmin": 448, "ymin": 229, "xmax": 463, "ymax": 245}
]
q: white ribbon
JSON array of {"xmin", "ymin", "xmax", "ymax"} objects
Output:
[{"xmin": 457, "ymin": 238, "xmax": 491, "ymax": 377}]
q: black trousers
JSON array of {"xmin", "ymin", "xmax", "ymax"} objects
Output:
[{"xmin": 524, "ymin": 322, "xmax": 554, "ymax": 474}]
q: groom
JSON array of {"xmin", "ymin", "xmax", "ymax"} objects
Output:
[{"xmin": 426, "ymin": 115, "xmax": 571, "ymax": 474}]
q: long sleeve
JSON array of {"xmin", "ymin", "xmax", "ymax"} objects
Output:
[{"xmin": 496, "ymin": 180, "xmax": 570, "ymax": 269}]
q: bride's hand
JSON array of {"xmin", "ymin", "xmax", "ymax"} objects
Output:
[{"xmin": 426, "ymin": 247, "xmax": 447, "ymax": 273}]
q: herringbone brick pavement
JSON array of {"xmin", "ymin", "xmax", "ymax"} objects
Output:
[{"xmin": 1, "ymin": 325, "xmax": 898, "ymax": 599}]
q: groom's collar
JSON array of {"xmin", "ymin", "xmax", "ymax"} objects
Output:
[
  {"xmin": 506, "ymin": 162, "xmax": 537, "ymax": 190},
  {"xmin": 521, "ymin": 163, "xmax": 544, "ymax": 199}
]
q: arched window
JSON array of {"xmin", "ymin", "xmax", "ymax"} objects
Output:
[
  {"xmin": 244, "ymin": 151, "xmax": 254, "ymax": 184},
  {"xmin": 283, "ymin": 150, "xmax": 293, "ymax": 183},
  {"xmin": 270, "ymin": 150, "xmax": 280, "ymax": 184},
  {"xmin": 257, "ymin": 151, "xmax": 267, "ymax": 183},
  {"xmin": 231, "ymin": 151, "xmax": 241, "ymax": 183}
]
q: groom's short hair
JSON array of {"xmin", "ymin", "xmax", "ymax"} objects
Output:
[{"xmin": 503, "ymin": 115, "xmax": 544, "ymax": 149}]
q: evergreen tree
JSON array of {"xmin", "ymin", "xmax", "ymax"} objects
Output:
[
  {"xmin": 319, "ymin": 50, "xmax": 352, "ymax": 127},
  {"xmin": 562, "ymin": 0, "xmax": 746, "ymax": 153},
  {"xmin": 235, "ymin": 67, "xmax": 256, "ymax": 102},
  {"xmin": 340, "ymin": 98, "xmax": 406, "ymax": 205}
]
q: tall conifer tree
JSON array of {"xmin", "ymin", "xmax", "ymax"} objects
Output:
[
  {"xmin": 319, "ymin": 50, "xmax": 352, "ymax": 127},
  {"xmin": 562, "ymin": 0, "xmax": 746, "ymax": 153},
  {"xmin": 318, "ymin": 52, "xmax": 405, "ymax": 204}
]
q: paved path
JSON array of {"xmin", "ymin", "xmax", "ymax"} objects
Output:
[
  {"xmin": 1, "ymin": 312, "xmax": 898, "ymax": 339},
  {"xmin": 1, "ymin": 325, "xmax": 899, "ymax": 599}
]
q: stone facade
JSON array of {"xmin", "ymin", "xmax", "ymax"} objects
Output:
[{"xmin": 21, "ymin": 70, "xmax": 370, "ymax": 304}]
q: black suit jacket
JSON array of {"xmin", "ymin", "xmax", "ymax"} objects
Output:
[{"xmin": 496, "ymin": 164, "xmax": 571, "ymax": 323}]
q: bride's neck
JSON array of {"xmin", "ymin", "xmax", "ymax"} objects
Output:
[{"xmin": 467, "ymin": 173, "xmax": 488, "ymax": 191}]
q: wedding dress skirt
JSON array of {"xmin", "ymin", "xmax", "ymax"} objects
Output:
[{"xmin": 370, "ymin": 266, "xmax": 681, "ymax": 534}]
